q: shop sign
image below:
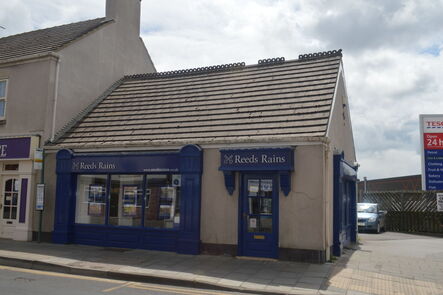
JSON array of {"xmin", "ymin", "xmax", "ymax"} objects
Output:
[
  {"xmin": 36, "ymin": 184, "xmax": 45, "ymax": 211},
  {"xmin": 0, "ymin": 137, "xmax": 31, "ymax": 159},
  {"xmin": 420, "ymin": 115, "xmax": 443, "ymax": 190},
  {"xmin": 71, "ymin": 153, "xmax": 180, "ymax": 173},
  {"xmin": 219, "ymin": 148, "xmax": 294, "ymax": 171},
  {"xmin": 34, "ymin": 148, "xmax": 43, "ymax": 170}
]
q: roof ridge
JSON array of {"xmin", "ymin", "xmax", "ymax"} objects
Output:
[
  {"xmin": 298, "ymin": 49, "xmax": 342, "ymax": 61},
  {"xmin": 125, "ymin": 62, "xmax": 246, "ymax": 80},
  {"xmin": 124, "ymin": 50, "xmax": 342, "ymax": 81},
  {"xmin": 0, "ymin": 17, "xmax": 107, "ymax": 41}
]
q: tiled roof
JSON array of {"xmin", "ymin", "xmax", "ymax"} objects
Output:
[
  {"xmin": 0, "ymin": 18, "xmax": 111, "ymax": 62},
  {"xmin": 54, "ymin": 51, "xmax": 343, "ymax": 148}
]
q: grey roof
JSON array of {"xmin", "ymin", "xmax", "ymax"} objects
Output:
[
  {"xmin": 54, "ymin": 51, "xmax": 343, "ymax": 148},
  {"xmin": 0, "ymin": 18, "xmax": 111, "ymax": 62}
]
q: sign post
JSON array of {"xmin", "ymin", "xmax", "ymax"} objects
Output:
[
  {"xmin": 420, "ymin": 115, "xmax": 443, "ymax": 190},
  {"xmin": 36, "ymin": 148, "xmax": 45, "ymax": 243}
]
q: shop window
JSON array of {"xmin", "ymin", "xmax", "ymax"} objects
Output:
[
  {"xmin": 145, "ymin": 175, "xmax": 181, "ymax": 229},
  {"xmin": 109, "ymin": 175, "xmax": 143, "ymax": 227},
  {"xmin": 75, "ymin": 175, "xmax": 107, "ymax": 225},
  {"xmin": 0, "ymin": 80, "xmax": 7, "ymax": 119}
]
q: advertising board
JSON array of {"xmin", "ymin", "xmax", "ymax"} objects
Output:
[{"xmin": 420, "ymin": 114, "xmax": 443, "ymax": 190}]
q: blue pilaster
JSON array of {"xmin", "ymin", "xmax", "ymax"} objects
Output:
[
  {"xmin": 333, "ymin": 153, "xmax": 343, "ymax": 257},
  {"xmin": 178, "ymin": 145, "xmax": 203, "ymax": 255},
  {"xmin": 53, "ymin": 149, "xmax": 76, "ymax": 244}
]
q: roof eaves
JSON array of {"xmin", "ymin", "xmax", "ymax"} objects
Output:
[
  {"xmin": 46, "ymin": 135, "xmax": 330, "ymax": 151},
  {"xmin": 48, "ymin": 77, "xmax": 125, "ymax": 145},
  {"xmin": 0, "ymin": 51, "xmax": 60, "ymax": 66}
]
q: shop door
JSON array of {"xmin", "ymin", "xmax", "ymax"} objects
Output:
[
  {"xmin": 239, "ymin": 174, "xmax": 278, "ymax": 259},
  {"xmin": 0, "ymin": 177, "xmax": 20, "ymax": 239}
]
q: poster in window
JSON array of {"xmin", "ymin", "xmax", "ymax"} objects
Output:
[
  {"xmin": 160, "ymin": 187, "xmax": 175, "ymax": 203},
  {"xmin": 88, "ymin": 184, "xmax": 105, "ymax": 203},
  {"xmin": 260, "ymin": 179, "xmax": 272, "ymax": 192},
  {"xmin": 260, "ymin": 198, "xmax": 272, "ymax": 214},
  {"xmin": 122, "ymin": 185, "xmax": 139, "ymax": 216},
  {"xmin": 248, "ymin": 179, "xmax": 259, "ymax": 196},
  {"xmin": 88, "ymin": 203, "xmax": 105, "ymax": 216}
]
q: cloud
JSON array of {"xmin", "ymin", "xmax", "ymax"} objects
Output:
[
  {"xmin": 359, "ymin": 148, "xmax": 422, "ymax": 180},
  {"xmin": 2, "ymin": 0, "xmax": 443, "ymax": 180}
]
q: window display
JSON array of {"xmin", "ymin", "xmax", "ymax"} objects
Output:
[
  {"xmin": 75, "ymin": 175, "xmax": 107, "ymax": 225},
  {"xmin": 145, "ymin": 175, "xmax": 180, "ymax": 229},
  {"xmin": 74, "ymin": 173, "xmax": 181, "ymax": 228},
  {"xmin": 109, "ymin": 175, "xmax": 143, "ymax": 226}
]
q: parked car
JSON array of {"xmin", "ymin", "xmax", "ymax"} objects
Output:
[{"xmin": 357, "ymin": 203, "xmax": 386, "ymax": 233}]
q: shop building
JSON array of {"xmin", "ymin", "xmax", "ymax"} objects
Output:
[
  {"xmin": 46, "ymin": 50, "xmax": 357, "ymax": 262},
  {"xmin": 0, "ymin": 0, "xmax": 155, "ymax": 241}
]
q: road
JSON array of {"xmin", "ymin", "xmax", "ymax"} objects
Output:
[{"xmin": 0, "ymin": 265, "xmax": 249, "ymax": 295}]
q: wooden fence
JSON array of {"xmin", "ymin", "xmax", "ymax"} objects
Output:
[{"xmin": 361, "ymin": 191, "xmax": 443, "ymax": 233}]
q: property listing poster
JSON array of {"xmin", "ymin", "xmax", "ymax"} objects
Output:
[{"xmin": 421, "ymin": 115, "xmax": 443, "ymax": 190}]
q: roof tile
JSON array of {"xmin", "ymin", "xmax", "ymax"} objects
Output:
[
  {"xmin": 0, "ymin": 18, "xmax": 111, "ymax": 62},
  {"xmin": 54, "ymin": 53, "xmax": 342, "ymax": 147}
]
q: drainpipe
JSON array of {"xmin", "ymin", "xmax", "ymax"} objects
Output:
[{"xmin": 50, "ymin": 56, "xmax": 61, "ymax": 142}]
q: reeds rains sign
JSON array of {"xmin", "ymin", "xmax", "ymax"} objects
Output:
[
  {"xmin": 219, "ymin": 148, "xmax": 294, "ymax": 171},
  {"xmin": 420, "ymin": 114, "xmax": 443, "ymax": 190}
]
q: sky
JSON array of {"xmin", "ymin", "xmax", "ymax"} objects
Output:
[{"xmin": 1, "ymin": 0, "xmax": 443, "ymax": 180}]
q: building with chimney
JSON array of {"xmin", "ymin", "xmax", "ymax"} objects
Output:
[{"xmin": 0, "ymin": 0, "xmax": 155, "ymax": 241}]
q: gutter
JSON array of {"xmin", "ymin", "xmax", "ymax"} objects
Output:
[{"xmin": 0, "ymin": 52, "xmax": 60, "ymax": 67}]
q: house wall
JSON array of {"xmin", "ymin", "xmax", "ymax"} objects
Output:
[
  {"xmin": 0, "ymin": 58, "xmax": 57, "ymax": 137},
  {"xmin": 327, "ymin": 72, "xmax": 356, "ymax": 164},
  {"xmin": 53, "ymin": 19, "xmax": 155, "ymax": 141},
  {"xmin": 200, "ymin": 145, "xmax": 329, "ymax": 259}
]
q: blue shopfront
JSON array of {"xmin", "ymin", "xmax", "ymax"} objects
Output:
[
  {"xmin": 53, "ymin": 145, "xmax": 202, "ymax": 254},
  {"xmin": 219, "ymin": 148, "xmax": 294, "ymax": 259},
  {"xmin": 332, "ymin": 153, "xmax": 358, "ymax": 257}
]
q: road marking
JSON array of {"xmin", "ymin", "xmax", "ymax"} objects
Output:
[
  {"xmin": 129, "ymin": 283, "xmax": 232, "ymax": 295},
  {"xmin": 0, "ymin": 265, "xmax": 240, "ymax": 295},
  {"xmin": 0, "ymin": 265, "xmax": 124, "ymax": 284},
  {"xmin": 102, "ymin": 282, "xmax": 134, "ymax": 292}
]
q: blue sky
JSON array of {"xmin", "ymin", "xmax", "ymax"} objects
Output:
[{"xmin": 1, "ymin": 0, "xmax": 443, "ymax": 180}]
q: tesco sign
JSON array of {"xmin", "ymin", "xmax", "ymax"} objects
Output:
[{"xmin": 421, "ymin": 115, "xmax": 443, "ymax": 190}]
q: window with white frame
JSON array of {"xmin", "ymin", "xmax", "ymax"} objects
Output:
[{"xmin": 0, "ymin": 80, "xmax": 7, "ymax": 119}]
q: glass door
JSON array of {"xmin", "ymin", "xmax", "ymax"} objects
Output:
[
  {"xmin": 0, "ymin": 178, "xmax": 20, "ymax": 238},
  {"xmin": 240, "ymin": 174, "xmax": 278, "ymax": 258}
]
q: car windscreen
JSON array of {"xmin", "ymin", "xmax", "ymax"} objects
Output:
[{"xmin": 357, "ymin": 204, "xmax": 377, "ymax": 213}]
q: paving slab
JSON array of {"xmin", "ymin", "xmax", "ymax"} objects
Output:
[{"xmin": 1, "ymin": 232, "xmax": 442, "ymax": 295}]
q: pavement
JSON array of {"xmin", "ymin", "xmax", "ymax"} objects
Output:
[{"xmin": 0, "ymin": 232, "xmax": 442, "ymax": 295}]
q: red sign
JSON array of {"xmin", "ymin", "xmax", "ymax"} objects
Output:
[{"xmin": 424, "ymin": 133, "xmax": 443, "ymax": 150}]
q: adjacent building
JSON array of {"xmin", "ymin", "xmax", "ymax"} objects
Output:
[
  {"xmin": 0, "ymin": 0, "xmax": 155, "ymax": 241},
  {"xmin": 45, "ymin": 50, "xmax": 357, "ymax": 262}
]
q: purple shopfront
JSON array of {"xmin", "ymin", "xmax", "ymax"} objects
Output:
[{"xmin": 0, "ymin": 136, "xmax": 39, "ymax": 241}]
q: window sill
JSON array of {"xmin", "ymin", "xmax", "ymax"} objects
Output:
[{"xmin": 0, "ymin": 119, "xmax": 5, "ymax": 125}]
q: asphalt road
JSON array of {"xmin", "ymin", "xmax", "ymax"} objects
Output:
[{"xmin": 0, "ymin": 265, "xmax": 249, "ymax": 295}]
